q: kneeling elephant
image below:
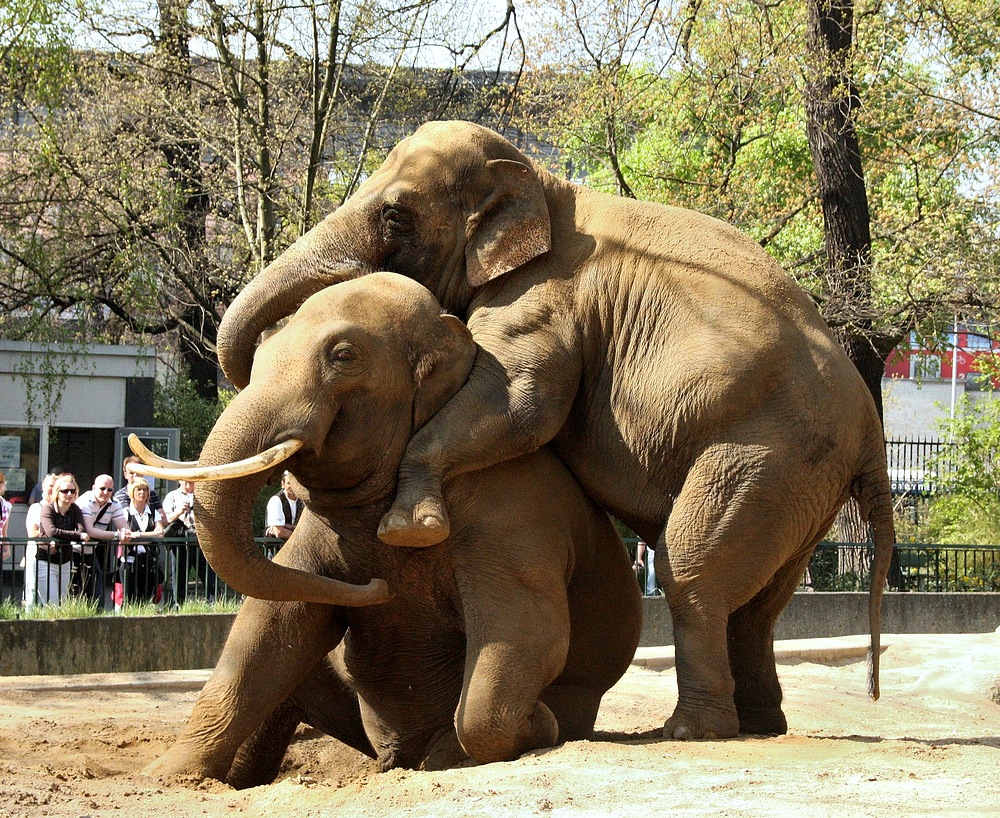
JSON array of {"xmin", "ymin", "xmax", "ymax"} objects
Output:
[{"xmin": 138, "ymin": 273, "xmax": 642, "ymax": 785}]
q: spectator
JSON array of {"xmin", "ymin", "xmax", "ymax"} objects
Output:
[
  {"xmin": 24, "ymin": 473, "xmax": 58, "ymax": 607},
  {"xmin": 162, "ymin": 480, "xmax": 197, "ymax": 604},
  {"xmin": 115, "ymin": 455, "xmax": 167, "ymax": 529},
  {"xmin": 264, "ymin": 471, "xmax": 304, "ymax": 543},
  {"xmin": 113, "ymin": 480, "xmax": 165, "ymax": 609},
  {"xmin": 38, "ymin": 473, "xmax": 90, "ymax": 606},
  {"xmin": 76, "ymin": 474, "xmax": 132, "ymax": 608},
  {"xmin": 0, "ymin": 472, "xmax": 10, "ymax": 562},
  {"xmin": 634, "ymin": 540, "xmax": 661, "ymax": 598}
]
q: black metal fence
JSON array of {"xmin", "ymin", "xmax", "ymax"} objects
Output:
[
  {"xmin": 802, "ymin": 541, "xmax": 1000, "ymax": 592},
  {"xmin": 0, "ymin": 537, "xmax": 284, "ymax": 610},
  {"xmin": 4, "ymin": 536, "xmax": 999, "ymax": 613},
  {"xmin": 885, "ymin": 437, "xmax": 950, "ymax": 497}
]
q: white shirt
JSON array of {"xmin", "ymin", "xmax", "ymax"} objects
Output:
[
  {"xmin": 163, "ymin": 488, "xmax": 196, "ymax": 530},
  {"xmin": 76, "ymin": 490, "xmax": 128, "ymax": 540},
  {"xmin": 265, "ymin": 491, "xmax": 300, "ymax": 530},
  {"xmin": 26, "ymin": 502, "xmax": 43, "ymax": 537},
  {"xmin": 127, "ymin": 504, "xmax": 157, "ymax": 534}
]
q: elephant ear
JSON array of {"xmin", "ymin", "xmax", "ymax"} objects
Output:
[
  {"xmin": 412, "ymin": 314, "xmax": 477, "ymax": 429},
  {"xmin": 464, "ymin": 159, "xmax": 551, "ymax": 288}
]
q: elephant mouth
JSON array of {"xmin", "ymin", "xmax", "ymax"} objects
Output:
[{"xmin": 125, "ymin": 434, "xmax": 304, "ymax": 482}]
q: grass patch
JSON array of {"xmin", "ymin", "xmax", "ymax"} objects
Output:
[{"xmin": 0, "ymin": 596, "xmax": 242, "ymax": 620}]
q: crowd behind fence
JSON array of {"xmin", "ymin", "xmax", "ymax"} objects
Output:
[
  {"xmin": 3, "ymin": 536, "xmax": 998, "ymax": 612},
  {"xmin": 0, "ymin": 537, "xmax": 284, "ymax": 611}
]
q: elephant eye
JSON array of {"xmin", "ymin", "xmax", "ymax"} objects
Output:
[
  {"xmin": 381, "ymin": 204, "xmax": 413, "ymax": 233},
  {"xmin": 329, "ymin": 343, "xmax": 356, "ymax": 363}
]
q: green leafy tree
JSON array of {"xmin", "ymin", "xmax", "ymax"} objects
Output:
[
  {"xmin": 1, "ymin": 0, "xmax": 522, "ymax": 398},
  {"xmin": 515, "ymin": 0, "xmax": 1000, "ymax": 364},
  {"xmin": 927, "ymin": 394, "xmax": 1000, "ymax": 545},
  {"xmin": 152, "ymin": 371, "xmax": 233, "ymax": 461}
]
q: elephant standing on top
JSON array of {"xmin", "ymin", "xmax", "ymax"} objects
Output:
[
  {"xmin": 138, "ymin": 273, "xmax": 642, "ymax": 785},
  {"xmin": 214, "ymin": 120, "xmax": 895, "ymax": 741}
]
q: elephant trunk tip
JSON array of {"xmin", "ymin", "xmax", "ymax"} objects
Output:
[{"xmin": 229, "ymin": 565, "xmax": 393, "ymax": 608}]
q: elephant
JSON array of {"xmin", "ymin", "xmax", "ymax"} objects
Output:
[
  {"xmin": 137, "ymin": 272, "xmax": 643, "ymax": 785},
  {"xmin": 212, "ymin": 119, "xmax": 896, "ymax": 740}
]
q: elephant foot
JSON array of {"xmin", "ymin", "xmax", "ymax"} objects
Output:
[
  {"xmin": 662, "ymin": 704, "xmax": 739, "ymax": 741},
  {"xmin": 736, "ymin": 705, "xmax": 788, "ymax": 736},
  {"xmin": 377, "ymin": 496, "xmax": 450, "ymax": 547},
  {"xmin": 143, "ymin": 745, "xmax": 224, "ymax": 783},
  {"xmin": 421, "ymin": 727, "xmax": 472, "ymax": 771}
]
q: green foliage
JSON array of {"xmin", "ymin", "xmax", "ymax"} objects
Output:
[
  {"xmin": 153, "ymin": 371, "xmax": 233, "ymax": 461},
  {"xmin": 516, "ymin": 0, "xmax": 1000, "ymax": 347},
  {"xmin": 918, "ymin": 394, "xmax": 1000, "ymax": 545}
]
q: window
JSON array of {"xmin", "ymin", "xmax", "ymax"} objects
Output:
[{"xmin": 0, "ymin": 427, "xmax": 41, "ymax": 504}]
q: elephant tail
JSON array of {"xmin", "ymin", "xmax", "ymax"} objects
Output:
[{"xmin": 850, "ymin": 435, "xmax": 896, "ymax": 702}]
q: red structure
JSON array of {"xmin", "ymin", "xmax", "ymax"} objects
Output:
[{"xmin": 884, "ymin": 327, "xmax": 999, "ymax": 387}]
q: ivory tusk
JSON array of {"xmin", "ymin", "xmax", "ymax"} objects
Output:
[
  {"xmin": 128, "ymin": 434, "xmax": 198, "ymax": 468},
  {"xmin": 126, "ymin": 439, "xmax": 304, "ymax": 482}
]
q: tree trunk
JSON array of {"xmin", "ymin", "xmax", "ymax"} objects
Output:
[
  {"xmin": 804, "ymin": 0, "xmax": 878, "ymax": 556},
  {"xmin": 157, "ymin": 0, "xmax": 217, "ymax": 400}
]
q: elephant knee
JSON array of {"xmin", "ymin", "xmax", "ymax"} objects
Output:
[{"xmin": 456, "ymin": 700, "xmax": 558, "ymax": 764}]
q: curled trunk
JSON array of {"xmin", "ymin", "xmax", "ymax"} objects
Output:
[
  {"xmin": 189, "ymin": 393, "xmax": 389, "ymax": 606},
  {"xmin": 218, "ymin": 216, "xmax": 366, "ymax": 389}
]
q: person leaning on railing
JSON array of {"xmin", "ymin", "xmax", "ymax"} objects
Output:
[
  {"xmin": 0, "ymin": 472, "xmax": 11, "ymax": 563},
  {"xmin": 38, "ymin": 474, "xmax": 90, "ymax": 606},
  {"xmin": 112, "ymin": 480, "xmax": 166, "ymax": 609}
]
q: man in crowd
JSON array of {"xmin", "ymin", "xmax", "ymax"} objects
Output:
[
  {"xmin": 76, "ymin": 474, "xmax": 132, "ymax": 607},
  {"xmin": 265, "ymin": 471, "xmax": 304, "ymax": 543},
  {"xmin": 115, "ymin": 456, "xmax": 167, "ymax": 529},
  {"xmin": 162, "ymin": 479, "xmax": 197, "ymax": 604}
]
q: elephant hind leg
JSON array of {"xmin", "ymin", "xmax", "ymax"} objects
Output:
[
  {"xmin": 455, "ymin": 619, "xmax": 566, "ymax": 762},
  {"xmin": 661, "ymin": 446, "xmax": 819, "ymax": 740},
  {"xmin": 728, "ymin": 548, "xmax": 815, "ymax": 735},
  {"xmin": 539, "ymin": 684, "xmax": 604, "ymax": 742}
]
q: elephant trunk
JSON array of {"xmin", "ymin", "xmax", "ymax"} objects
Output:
[
  {"xmin": 218, "ymin": 211, "xmax": 369, "ymax": 389},
  {"xmin": 192, "ymin": 392, "xmax": 389, "ymax": 606}
]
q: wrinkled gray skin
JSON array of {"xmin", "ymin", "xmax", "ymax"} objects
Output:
[
  {"xmin": 146, "ymin": 273, "xmax": 642, "ymax": 785},
  {"xmin": 214, "ymin": 121, "xmax": 894, "ymax": 741}
]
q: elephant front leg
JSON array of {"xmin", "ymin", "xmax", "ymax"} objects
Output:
[
  {"xmin": 377, "ymin": 460, "xmax": 452, "ymax": 547},
  {"xmin": 378, "ymin": 338, "xmax": 581, "ymax": 549},
  {"xmin": 145, "ymin": 598, "xmax": 344, "ymax": 782},
  {"xmin": 225, "ymin": 657, "xmax": 375, "ymax": 789}
]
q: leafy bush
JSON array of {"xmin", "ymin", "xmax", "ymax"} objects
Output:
[
  {"xmin": 153, "ymin": 371, "xmax": 234, "ymax": 461},
  {"xmin": 927, "ymin": 394, "xmax": 1000, "ymax": 545}
]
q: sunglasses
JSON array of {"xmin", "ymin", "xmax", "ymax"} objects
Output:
[
  {"xmin": 96, "ymin": 487, "xmax": 113, "ymax": 493},
  {"xmin": 59, "ymin": 488, "xmax": 78, "ymax": 495}
]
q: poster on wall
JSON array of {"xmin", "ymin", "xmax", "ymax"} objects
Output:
[
  {"xmin": 0, "ymin": 435, "xmax": 21, "ymax": 469},
  {"xmin": 4, "ymin": 467, "xmax": 26, "ymax": 492}
]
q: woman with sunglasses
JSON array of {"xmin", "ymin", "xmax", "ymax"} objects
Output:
[{"xmin": 38, "ymin": 474, "xmax": 91, "ymax": 605}]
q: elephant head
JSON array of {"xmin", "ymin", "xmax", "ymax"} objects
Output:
[
  {"xmin": 217, "ymin": 120, "xmax": 550, "ymax": 390},
  {"xmin": 132, "ymin": 272, "xmax": 476, "ymax": 604}
]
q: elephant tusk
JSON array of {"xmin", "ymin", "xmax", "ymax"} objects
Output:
[
  {"xmin": 128, "ymin": 434, "xmax": 198, "ymax": 468},
  {"xmin": 126, "ymin": 439, "xmax": 305, "ymax": 482}
]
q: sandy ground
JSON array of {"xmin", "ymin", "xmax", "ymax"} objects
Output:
[{"xmin": 1, "ymin": 631, "xmax": 998, "ymax": 818}]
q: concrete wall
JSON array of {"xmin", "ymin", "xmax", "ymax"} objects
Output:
[
  {"xmin": 882, "ymin": 377, "xmax": 1000, "ymax": 438},
  {"xmin": 1, "ymin": 594, "xmax": 998, "ymax": 676},
  {"xmin": 639, "ymin": 592, "xmax": 1000, "ymax": 647},
  {"xmin": 0, "ymin": 614, "xmax": 236, "ymax": 677}
]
